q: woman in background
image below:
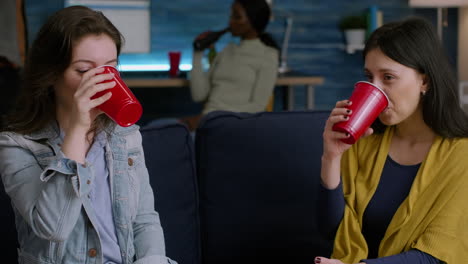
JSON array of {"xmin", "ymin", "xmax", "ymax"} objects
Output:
[
  {"xmin": 186, "ymin": 0, "xmax": 279, "ymax": 130},
  {"xmin": 316, "ymin": 17, "xmax": 468, "ymax": 264},
  {"xmin": 0, "ymin": 6, "xmax": 176, "ymax": 264}
]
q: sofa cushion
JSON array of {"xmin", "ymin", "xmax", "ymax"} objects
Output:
[
  {"xmin": 195, "ymin": 111, "xmax": 334, "ymax": 264},
  {"xmin": 141, "ymin": 120, "xmax": 200, "ymax": 264}
]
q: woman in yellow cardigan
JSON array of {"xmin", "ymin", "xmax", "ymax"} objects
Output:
[{"xmin": 316, "ymin": 17, "xmax": 468, "ymax": 264}]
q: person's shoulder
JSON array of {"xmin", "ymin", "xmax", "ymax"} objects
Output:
[
  {"xmin": 0, "ymin": 131, "xmax": 39, "ymax": 155},
  {"xmin": 251, "ymin": 39, "xmax": 277, "ymax": 54},
  {"xmin": 262, "ymin": 43, "xmax": 278, "ymax": 54},
  {"xmin": 222, "ymin": 43, "xmax": 237, "ymax": 53},
  {"xmin": 254, "ymin": 42, "xmax": 278, "ymax": 64},
  {"xmin": 213, "ymin": 43, "xmax": 235, "ymax": 60},
  {"xmin": 0, "ymin": 131, "xmax": 25, "ymax": 146},
  {"xmin": 111, "ymin": 124, "xmax": 141, "ymax": 136},
  {"xmin": 263, "ymin": 45, "xmax": 279, "ymax": 60},
  {"xmin": 440, "ymin": 136, "xmax": 468, "ymax": 153},
  {"xmin": 108, "ymin": 124, "xmax": 143, "ymax": 149},
  {"xmin": 438, "ymin": 137, "xmax": 468, "ymax": 185},
  {"xmin": 452, "ymin": 136, "xmax": 468, "ymax": 144}
]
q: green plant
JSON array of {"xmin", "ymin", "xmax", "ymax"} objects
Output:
[{"xmin": 339, "ymin": 15, "xmax": 367, "ymax": 30}]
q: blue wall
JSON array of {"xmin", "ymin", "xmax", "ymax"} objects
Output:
[{"xmin": 24, "ymin": 0, "xmax": 458, "ymax": 122}]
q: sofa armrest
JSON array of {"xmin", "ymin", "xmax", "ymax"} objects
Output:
[{"xmin": 141, "ymin": 120, "xmax": 201, "ymax": 264}]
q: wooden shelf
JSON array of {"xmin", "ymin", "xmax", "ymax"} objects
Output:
[
  {"xmin": 122, "ymin": 74, "xmax": 325, "ymax": 110},
  {"xmin": 123, "ymin": 76, "xmax": 324, "ymax": 88}
]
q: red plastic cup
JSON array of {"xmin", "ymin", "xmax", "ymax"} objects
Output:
[
  {"xmin": 168, "ymin": 51, "xmax": 181, "ymax": 77},
  {"xmin": 92, "ymin": 65, "xmax": 143, "ymax": 127},
  {"xmin": 332, "ymin": 81, "xmax": 389, "ymax": 144}
]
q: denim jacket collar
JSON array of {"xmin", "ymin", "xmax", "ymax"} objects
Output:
[
  {"xmin": 23, "ymin": 121, "xmax": 60, "ymax": 141},
  {"xmin": 22, "ymin": 121, "xmax": 140, "ymax": 142}
]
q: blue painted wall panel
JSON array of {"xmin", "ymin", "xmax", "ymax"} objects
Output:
[{"xmin": 23, "ymin": 0, "xmax": 457, "ymax": 119}]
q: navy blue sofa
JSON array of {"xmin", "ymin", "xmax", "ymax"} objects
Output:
[
  {"xmin": 141, "ymin": 120, "xmax": 201, "ymax": 264},
  {"xmin": 141, "ymin": 110, "xmax": 333, "ymax": 264},
  {"xmin": 0, "ymin": 110, "xmax": 333, "ymax": 264},
  {"xmin": 195, "ymin": 111, "xmax": 333, "ymax": 264}
]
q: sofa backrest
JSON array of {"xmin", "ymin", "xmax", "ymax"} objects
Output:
[
  {"xmin": 195, "ymin": 111, "xmax": 334, "ymax": 264},
  {"xmin": 141, "ymin": 121, "xmax": 201, "ymax": 264}
]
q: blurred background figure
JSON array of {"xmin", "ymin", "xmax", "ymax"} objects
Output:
[
  {"xmin": 186, "ymin": 0, "xmax": 279, "ymax": 130},
  {"xmin": 0, "ymin": 56, "xmax": 20, "ymax": 129},
  {"xmin": 0, "ymin": 0, "xmax": 26, "ymax": 130}
]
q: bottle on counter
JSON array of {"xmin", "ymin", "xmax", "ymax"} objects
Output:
[{"xmin": 193, "ymin": 27, "xmax": 229, "ymax": 51}]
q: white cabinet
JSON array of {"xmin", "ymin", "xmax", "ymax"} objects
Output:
[{"xmin": 65, "ymin": 0, "xmax": 150, "ymax": 53}]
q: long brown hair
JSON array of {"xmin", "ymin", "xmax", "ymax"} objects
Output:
[
  {"xmin": 365, "ymin": 17, "xmax": 468, "ymax": 138},
  {"xmin": 4, "ymin": 5, "xmax": 123, "ymax": 134}
]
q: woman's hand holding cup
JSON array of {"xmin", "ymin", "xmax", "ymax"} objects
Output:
[
  {"xmin": 323, "ymin": 100, "xmax": 357, "ymax": 160},
  {"xmin": 70, "ymin": 67, "xmax": 115, "ymax": 130}
]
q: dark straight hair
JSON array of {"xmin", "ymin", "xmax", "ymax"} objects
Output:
[
  {"xmin": 4, "ymin": 5, "xmax": 123, "ymax": 134},
  {"xmin": 235, "ymin": 0, "xmax": 279, "ymax": 50},
  {"xmin": 364, "ymin": 16, "xmax": 468, "ymax": 138}
]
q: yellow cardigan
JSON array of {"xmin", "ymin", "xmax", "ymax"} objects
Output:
[{"xmin": 331, "ymin": 126, "xmax": 468, "ymax": 263}]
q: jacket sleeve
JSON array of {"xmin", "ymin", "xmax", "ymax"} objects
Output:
[
  {"xmin": 0, "ymin": 133, "xmax": 92, "ymax": 242},
  {"xmin": 131, "ymin": 131, "xmax": 177, "ymax": 264}
]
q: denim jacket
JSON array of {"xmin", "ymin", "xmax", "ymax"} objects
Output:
[{"xmin": 0, "ymin": 123, "xmax": 177, "ymax": 264}]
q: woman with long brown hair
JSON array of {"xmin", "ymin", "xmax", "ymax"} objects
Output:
[{"xmin": 0, "ymin": 6, "xmax": 176, "ymax": 264}]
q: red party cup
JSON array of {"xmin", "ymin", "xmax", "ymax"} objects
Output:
[
  {"xmin": 92, "ymin": 65, "xmax": 143, "ymax": 127},
  {"xmin": 332, "ymin": 81, "xmax": 388, "ymax": 144},
  {"xmin": 168, "ymin": 51, "xmax": 181, "ymax": 77}
]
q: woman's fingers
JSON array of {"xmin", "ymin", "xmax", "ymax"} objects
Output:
[
  {"xmin": 78, "ymin": 67, "xmax": 106, "ymax": 89},
  {"xmin": 328, "ymin": 113, "xmax": 349, "ymax": 125},
  {"xmin": 73, "ymin": 67, "xmax": 116, "ymax": 113},
  {"xmin": 315, "ymin": 256, "xmax": 345, "ymax": 264},
  {"xmin": 321, "ymin": 99, "xmax": 355, "ymax": 156},
  {"xmin": 72, "ymin": 82, "xmax": 113, "ymax": 115},
  {"xmin": 75, "ymin": 73, "xmax": 114, "ymax": 97},
  {"xmin": 324, "ymin": 101, "xmax": 350, "ymax": 131},
  {"xmin": 67, "ymin": 67, "xmax": 116, "ymax": 129},
  {"xmin": 327, "ymin": 100, "xmax": 352, "ymax": 127},
  {"xmin": 89, "ymin": 91, "xmax": 112, "ymax": 109},
  {"xmin": 324, "ymin": 110, "xmax": 350, "ymax": 136},
  {"xmin": 335, "ymin": 99, "xmax": 352, "ymax": 108},
  {"xmin": 83, "ymin": 80, "xmax": 116, "ymax": 99},
  {"xmin": 362, "ymin": 127, "xmax": 374, "ymax": 138},
  {"xmin": 330, "ymin": 129, "xmax": 351, "ymax": 139}
]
